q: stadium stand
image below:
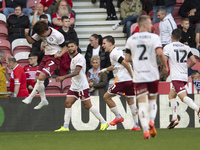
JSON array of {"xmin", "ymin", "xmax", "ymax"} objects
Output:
[
  {"xmin": 153, "ymin": 22, "xmax": 160, "ymax": 35},
  {"xmin": 0, "ymin": 13, "xmax": 6, "ymax": 27},
  {"xmin": 14, "ymin": 52, "xmax": 30, "ymax": 68},
  {"xmin": 172, "ymin": 5, "xmax": 182, "ymax": 23},
  {"xmin": 27, "ymin": 0, "xmax": 40, "ymax": 11},
  {"xmin": 61, "ymin": 78, "xmax": 72, "ymax": 93},
  {"xmin": 11, "ymin": 38, "xmax": 32, "ymax": 55},
  {"xmin": 148, "ymin": 10, "xmax": 153, "ymax": 19},
  {"xmin": 45, "ymin": 78, "xmax": 62, "ymax": 93},
  {"xmin": 0, "ymin": 25, "xmax": 8, "ymax": 40}
]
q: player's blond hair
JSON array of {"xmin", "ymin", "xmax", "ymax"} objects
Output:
[
  {"xmin": 91, "ymin": 55, "xmax": 100, "ymax": 63},
  {"xmin": 191, "ymin": 72, "xmax": 200, "ymax": 80},
  {"xmin": 137, "ymin": 15, "xmax": 151, "ymax": 28}
]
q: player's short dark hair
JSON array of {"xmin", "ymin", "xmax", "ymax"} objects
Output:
[
  {"xmin": 29, "ymin": 52, "xmax": 38, "ymax": 58},
  {"xmin": 61, "ymin": 16, "xmax": 69, "ymax": 21},
  {"xmin": 14, "ymin": 5, "xmax": 22, "ymax": 10},
  {"xmin": 33, "ymin": 21, "xmax": 49, "ymax": 35},
  {"xmin": 66, "ymin": 40, "xmax": 78, "ymax": 46},
  {"xmin": 40, "ymin": 14, "xmax": 48, "ymax": 20},
  {"xmin": 103, "ymin": 36, "xmax": 115, "ymax": 45},
  {"xmin": 8, "ymin": 56, "xmax": 16, "ymax": 63},
  {"xmin": 172, "ymin": 29, "xmax": 182, "ymax": 40}
]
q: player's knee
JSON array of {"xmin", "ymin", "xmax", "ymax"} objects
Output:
[{"xmin": 65, "ymin": 101, "xmax": 72, "ymax": 108}]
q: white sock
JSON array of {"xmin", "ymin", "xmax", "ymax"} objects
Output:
[
  {"xmin": 129, "ymin": 103, "xmax": 139, "ymax": 127},
  {"xmin": 63, "ymin": 108, "xmax": 72, "ymax": 129},
  {"xmin": 28, "ymin": 79, "xmax": 40, "ymax": 99},
  {"xmin": 138, "ymin": 103, "xmax": 148, "ymax": 132},
  {"xmin": 89, "ymin": 106, "xmax": 106, "ymax": 124},
  {"xmin": 170, "ymin": 99, "xmax": 178, "ymax": 120},
  {"xmin": 183, "ymin": 96, "xmax": 199, "ymax": 112},
  {"xmin": 110, "ymin": 106, "xmax": 121, "ymax": 119},
  {"xmin": 149, "ymin": 99, "xmax": 157, "ymax": 122},
  {"xmin": 38, "ymin": 80, "xmax": 47, "ymax": 102}
]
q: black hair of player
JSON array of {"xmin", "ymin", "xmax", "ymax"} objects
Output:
[{"xmin": 33, "ymin": 21, "xmax": 49, "ymax": 35}]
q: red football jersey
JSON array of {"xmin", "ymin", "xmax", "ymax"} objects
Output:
[
  {"xmin": 10, "ymin": 64, "xmax": 29, "ymax": 97},
  {"xmin": 24, "ymin": 65, "xmax": 38, "ymax": 93}
]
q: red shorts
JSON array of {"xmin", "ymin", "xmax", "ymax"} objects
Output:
[
  {"xmin": 67, "ymin": 89, "xmax": 90, "ymax": 101},
  {"xmin": 108, "ymin": 81, "xmax": 135, "ymax": 97},
  {"xmin": 36, "ymin": 55, "xmax": 61, "ymax": 77},
  {"xmin": 172, "ymin": 80, "xmax": 187, "ymax": 94},
  {"xmin": 135, "ymin": 80, "xmax": 159, "ymax": 97}
]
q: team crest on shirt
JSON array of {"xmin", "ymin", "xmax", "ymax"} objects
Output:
[{"xmin": 49, "ymin": 37, "xmax": 54, "ymax": 42}]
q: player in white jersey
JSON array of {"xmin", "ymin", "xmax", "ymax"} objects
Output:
[
  {"xmin": 163, "ymin": 29, "xmax": 200, "ymax": 129},
  {"xmin": 54, "ymin": 41, "xmax": 109, "ymax": 131},
  {"xmin": 22, "ymin": 21, "xmax": 68, "ymax": 109},
  {"xmin": 125, "ymin": 15, "xmax": 168, "ymax": 139},
  {"xmin": 98, "ymin": 36, "xmax": 140, "ymax": 131}
]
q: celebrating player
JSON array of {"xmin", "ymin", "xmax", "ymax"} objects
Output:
[
  {"xmin": 22, "ymin": 21, "xmax": 68, "ymax": 109},
  {"xmin": 54, "ymin": 41, "xmax": 109, "ymax": 131},
  {"xmin": 163, "ymin": 29, "xmax": 200, "ymax": 129},
  {"xmin": 98, "ymin": 36, "xmax": 140, "ymax": 131},
  {"xmin": 125, "ymin": 15, "xmax": 168, "ymax": 139}
]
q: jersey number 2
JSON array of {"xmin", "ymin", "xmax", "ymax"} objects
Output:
[{"xmin": 138, "ymin": 44, "xmax": 147, "ymax": 60}]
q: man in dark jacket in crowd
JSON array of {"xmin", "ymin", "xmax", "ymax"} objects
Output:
[
  {"xmin": 3, "ymin": 0, "xmax": 33, "ymax": 17},
  {"xmin": 179, "ymin": 0, "xmax": 200, "ymax": 25},
  {"xmin": 7, "ymin": 5, "xmax": 29, "ymax": 43}
]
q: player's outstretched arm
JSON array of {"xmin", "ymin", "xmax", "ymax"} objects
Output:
[
  {"xmin": 24, "ymin": 29, "xmax": 35, "ymax": 44},
  {"xmin": 56, "ymin": 66, "xmax": 82, "ymax": 82},
  {"xmin": 156, "ymin": 48, "xmax": 168, "ymax": 74},
  {"xmin": 97, "ymin": 66, "xmax": 113, "ymax": 77},
  {"xmin": 54, "ymin": 46, "xmax": 68, "ymax": 58},
  {"xmin": 188, "ymin": 55, "xmax": 196, "ymax": 69}
]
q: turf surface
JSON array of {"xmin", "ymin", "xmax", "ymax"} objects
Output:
[{"xmin": 0, "ymin": 128, "xmax": 200, "ymax": 150}]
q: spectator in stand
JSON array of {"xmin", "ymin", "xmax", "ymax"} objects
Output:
[
  {"xmin": 52, "ymin": 0, "xmax": 75, "ymax": 30},
  {"xmin": 29, "ymin": 3, "xmax": 51, "ymax": 28},
  {"xmin": 7, "ymin": 5, "xmax": 29, "ymax": 43},
  {"xmin": 6, "ymin": 56, "xmax": 29, "ymax": 97},
  {"xmin": 157, "ymin": 8, "xmax": 177, "ymax": 47},
  {"xmin": 85, "ymin": 34, "xmax": 111, "ymax": 74},
  {"xmin": 91, "ymin": 0, "xmax": 106, "ymax": 8},
  {"xmin": 0, "ymin": 0, "xmax": 5, "ymax": 13},
  {"xmin": 140, "ymin": 0, "xmax": 153, "ymax": 14},
  {"xmin": 87, "ymin": 55, "xmax": 108, "ymax": 96},
  {"xmin": 58, "ymin": 16, "xmax": 81, "ymax": 53},
  {"xmin": 105, "ymin": 0, "xmax": 118, "ymax": 20},
  {"xmin": 58, "ymin": 51, "xmax": 71, "ymax": 76},
  {"xmin": 191, "ymin": 72, "xmax": 200, "ymax": 90},
  {"xmin": 0, "ymin": 50, "xmax": 7, "ymax": 97},
  {"xmin": 30, "ymin": 14, "xmax": 52, "ymax": 64},
  {"xmin": 112, "ymin": 0, "xmax": 142, "ymax": 38},
  {"xmin": 3, "ymin": 0, "xmax": 33, "ymax": 18},
  {"xmin": 152, "ymin": 0, "xmax": 176, "ymax": 24},
  {"xmin": 195, "ymin": 23, "xmax": 200, "ymax": 51},
  {"xmin": 24, "ymin": 52, "xmax": 49, "ymax": 94},
  {"xmin": 179, "ymin": 18, "xmax": 196, "ymax": 48},
  {"xmin": 179, "ymin": 0, "xmax": 200, "ymax": 25},
  {"xmin": 40, "ymin": 0, "xmax": 72, "ymax": 11},
  {"xmin": 46, "ymin": 0, "xmax": 74, "ymax": 17}
]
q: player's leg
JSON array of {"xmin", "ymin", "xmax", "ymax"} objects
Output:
[
  {"xmin": 167, "ymin": 89, "xmax": 179, "ymax": 129},
  {"xmin": 178, "ymin": 92, "xmax": 200, "ymax": 116},
  {"xmin": 55, "ymin": 96, "xmax": 77, "ymax": 132},
  {"xmin": 81, "ymin": 95, "xmax": 109, "ymax": 130},
  {"xmin": 104, "ymin": 92, "xmax": 124, "ymax": 125},
  {"xmin": 126, "ymin": 97, "xmax": 140, "ymax": 131}
]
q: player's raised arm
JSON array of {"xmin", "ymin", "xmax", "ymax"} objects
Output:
[{"xmin": 24, "ymin": 28, "xmax": 35, "ymax": 44}]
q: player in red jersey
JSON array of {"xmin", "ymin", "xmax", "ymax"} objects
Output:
[{"xmin": 6, "ymin": 56, "xmax": 29, "ymax": 97}]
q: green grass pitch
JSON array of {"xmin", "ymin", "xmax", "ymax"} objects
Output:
[{"xmin": 0, "ymin": 128, "xmax": 200, "ymax": 150}]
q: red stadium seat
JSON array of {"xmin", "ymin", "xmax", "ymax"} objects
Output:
[
  {"xmin": 0, "ymin": 39, "xmax": 11, "ymax": 58},
  {"xmin": 153, "ymin": 22, "xmax": 160, "ymax": 35},
  {"xmin": 11, "ymin": 38, "xmax": 32, "ymax": 55},
  {"xmin": 27, "ymin": 0, "xmax": 40, "ymax": 11},
  {"xmin": 61, "ymin": 78, "xmax": 72, "ymax": 93},
  {"xmin": 45, "ymin": 78, "xmax": 62, "ymax": 94},
  {"xmin": 176, "ymin": 0, "xmax": 184, "ymax": 4},
  {"xmin": 142, "ymin": 10, "xmax": 147, "ymax": 15},
  {"xmin": 173, "ymin": 6, "xmax": 182, "ymax": 23},
  {"xmin": 130, "ymin": 23, "xmax": 138, "ymax": 35},
  {"xmin": 0, "ymin": 13, "xmax": 7, "ymax": 27},
  {"xmin": 14, "ymin": 52, "xmax": 30, "ymax": 68},
  {"xmin": 0, "ymin": 25, "xmax": 8, "ymax": 40},
  {"xmin": 148, "ymin": 10, "xmax": 153, "ymax": 19}
]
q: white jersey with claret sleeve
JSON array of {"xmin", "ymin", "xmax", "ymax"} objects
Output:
[
  {"xmin": 110, "ymin": 47, "xmax": 133, "ymax": 82},
  {"xmin": 69, "ymin": 53, "xmax": 89, "ymax": 91},
  {"xmin": 125, "ymin": 32, "xmax": 162, "ymax": 83},
  {"xmin": 163, "ymin": 41, "xmax": 191, "ymax": 82},
  {"xmin": 31, "ymin": 27, "xmax": 65, "ymax": 55}
]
